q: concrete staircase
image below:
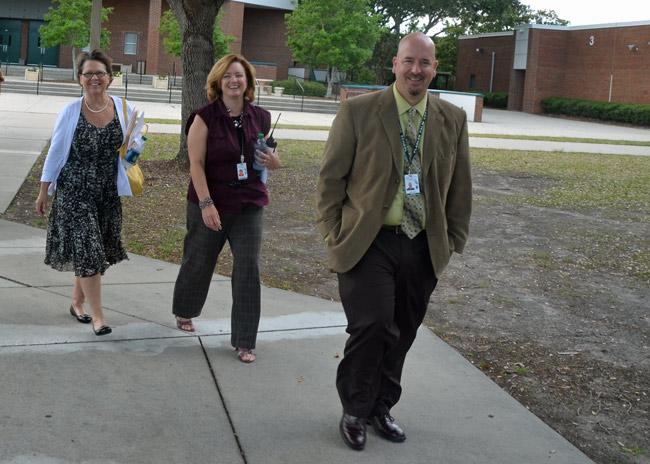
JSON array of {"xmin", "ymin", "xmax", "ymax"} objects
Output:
[{"xmin": 1, "ymin": 66, "xmax": 340, "ymax": 115}]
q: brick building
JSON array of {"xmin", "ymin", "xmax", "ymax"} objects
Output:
[
  {"xmin": 0, "ymin": 0, "xmax": 295, "ymax": 80},
  {"xmin": 455, "ymin": 21, "xmax": 650, "ymax": 113}
]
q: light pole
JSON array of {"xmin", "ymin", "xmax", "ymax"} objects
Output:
[
  {"xmin": 39, "ymin": 46, "xmax": 46, "ymax": 81},
  {"xmin": 3, "ymin": 29, "xmax": 8, "ymax": 74},
  {"xmin": 489, "ymin": 51, "xmax": 496, "ymax": 93}
]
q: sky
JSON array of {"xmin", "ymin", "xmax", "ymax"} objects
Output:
[{"xmin": 523, "ymin": 0, "xmax": 650, "ymax": 26}]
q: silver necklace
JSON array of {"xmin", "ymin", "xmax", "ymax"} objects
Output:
[{"xmin": 84, "ymin": 97, "xmax": 110, "ymax": 114}]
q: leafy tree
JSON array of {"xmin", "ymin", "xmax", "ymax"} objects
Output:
[
  {"xmin": 449, "ymin": 0, "xmax": 568, "ymax": 34},
  {"xmin": 286, "ymin": 0, "xmax": 382, "ymax": 97},
  {"xmin": 368, "ymin": 0, "xmax": 568, "ymax": 83},
  {"xmin": 166, "ymin": 0, "xmax": 223, "ymax": 168},
  {"xmin": 369, "ymin": 0, "xmax": 461, "ymax": 84},
  {"xmin": 436, "ymin": 1, "xmax": 568, "ymax": 75},
  {"xmin": 372, "ymin": 0, "xmax": 460, "ymax": 36},
  {"xmin": 158, "ymin": 9, "xmax": 234, "ymax": 59},
  {"xmin": 434, "ymin": 24, "xmax": 463, "ymax": 75},
  {"xmin": 39, "ymin": 0, "xmax": 113, "ymax": 77}
]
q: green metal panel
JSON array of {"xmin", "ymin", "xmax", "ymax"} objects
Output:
[
  {"xmin": 0, "ymin": 19, "xmax": 21, "ymax": 64},
  {"xmin": 27, "ymin": 20, "xmax": 58, "ymax": 66}
]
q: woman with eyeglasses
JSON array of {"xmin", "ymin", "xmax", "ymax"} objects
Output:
[{"xmin": 35, "ymin": 49, "xmax": 135, "ymax": 336}]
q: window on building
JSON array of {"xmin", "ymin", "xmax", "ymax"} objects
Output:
[
  {"xmin": 470, "ymin": 75, "xmax": 476, "ymax": 91},
  {"xmin": 124, "ymin": 33, "xmax": 137, "ymax": 55}
]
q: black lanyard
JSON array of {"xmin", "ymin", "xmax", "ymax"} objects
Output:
[{"xmin": 398, "ymin": 105, "xmax": 428, "ymax": 167}]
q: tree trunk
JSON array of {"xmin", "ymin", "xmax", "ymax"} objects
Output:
[
  {"xmin": 167, "ymin": 0, "xmax": 223, "ymax": 170},
  {"xmin": 326, "ymin": 66, "xmax": 337, "ymax": 99},
  {"xmin": 89, "ymin": 0, "xmax": 102, "ymax": 51},
  {"xmin": 71, "ymin": 47, "xmax": 77, "ymax": 80}
]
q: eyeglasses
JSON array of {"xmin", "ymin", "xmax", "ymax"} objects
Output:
[{"xmin": 82, "ymin": 71, "xmax": 108, "ymax": 79}]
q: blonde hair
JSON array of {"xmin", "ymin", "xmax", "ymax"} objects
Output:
[{"xmin": 205, "ymin": 54, "xmax": 256, "ymax": 103}]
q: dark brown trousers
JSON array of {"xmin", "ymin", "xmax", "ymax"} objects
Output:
[{"xmin": 336, "ymin": 228, "xmax": 437, "ymax": 418}]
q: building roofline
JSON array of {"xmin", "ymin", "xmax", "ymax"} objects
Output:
[
  {"xmin": 459, "ymin": 31, "xmax": 514, "ymax": 40},
  {"xmin": 235, "ymin": 0, "xmax": 295, "ymax": 10},
  {"xmin": 517, "ymin": 20, "xmax": 650, "ymax": 31},
  {"xmin": 460, "ymin": 20, "xmax": 650, "ymax": 40}
]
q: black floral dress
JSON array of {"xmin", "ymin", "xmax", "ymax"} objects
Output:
[{"xmin": 45, "ymin": 111, "xmax": 128, "ymax": 277}]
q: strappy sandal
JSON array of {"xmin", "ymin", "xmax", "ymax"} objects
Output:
[
  {"xmin": 175, "ymin": 316, "xmax": 195, "ymax": 333},
  {"xmin": 236, "ymin": 347, "xmax": 256, "ymax": 363}
]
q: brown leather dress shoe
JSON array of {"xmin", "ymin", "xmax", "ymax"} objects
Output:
[
  {"xmin": 339, "ymin": 413, "xmax": 366, "ymax": 450},
  {"xmin": 369, "ymin": 414, "xmax": 406, "ymax": 442}
]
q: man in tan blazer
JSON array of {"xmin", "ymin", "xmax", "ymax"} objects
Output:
[{"xmin": 317, "ymin": 32, "xmax": 472, "ymax": 450}]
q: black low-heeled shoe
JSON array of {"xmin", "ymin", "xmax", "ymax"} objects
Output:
[
  {"xmin": 94, "ymin": 325, "xmax": 112, "ymax": 336},
  {"xmin": 70, "ymin": 306, "xmax": 92, "ymax": 324}
]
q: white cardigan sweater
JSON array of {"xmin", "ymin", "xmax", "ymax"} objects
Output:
[{"xmin": 41, "ymin": 95, "xmax": 134, "ymax": 196}]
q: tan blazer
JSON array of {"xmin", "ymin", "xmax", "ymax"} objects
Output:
[{"xmin": 316, "ymin": 85, "xmax": 472, "ymax": 275}]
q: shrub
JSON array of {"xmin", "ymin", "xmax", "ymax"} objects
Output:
[
  {"xmin": 483, "ymin": 92, "xmax": 508, "ymax": 108},
  {"xmin": 541, "ymin": 97, "xmax": 650, "ymax": 127},
  {"xmin": 271, "ymin": 79, "xmax": 327, "ymax": 98}
]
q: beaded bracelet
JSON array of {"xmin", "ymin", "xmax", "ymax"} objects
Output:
[{"xmin": 199, "ymin": 197, "xmax": 214, "ymax": 210}]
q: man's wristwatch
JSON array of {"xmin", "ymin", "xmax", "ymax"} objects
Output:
[{"xmin": 199, "ymin": 197, "xmax": 214, "ymax": 210}]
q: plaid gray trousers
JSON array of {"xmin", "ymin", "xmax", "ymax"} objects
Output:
[{"xmin": 173, "ymin": 201, "xmax": 264, "ymax": 349}]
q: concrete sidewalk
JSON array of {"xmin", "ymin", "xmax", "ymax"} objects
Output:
[
  {"xmin": 0, "ymin": 219, "xmax": 594, "ymax": 463},
  {"xmin": 3, "ymin": 91, "xmax": 644, "ymax": 463}
]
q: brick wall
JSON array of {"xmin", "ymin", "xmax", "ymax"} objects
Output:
[
  {"xmin": 240, "ymin": 7, "xmax": 292, "ymax": 80},
  {"xmin": 104, "ymin": 0, "xmax": 181, "ymax": 76},
  {"xmin": 339, "ymin": 85, "xmax": 385, "ymax": 101},
  {"xmin": 221, "ymin": 1, "xmax": 244, "ymax": 55},
  {"xmin": 459, "ymin": 23, "xmax": 650, "ymax": 114},
  {"xmin": 563, "ymin": 25, "xmax": 650, "ymax": 104},
  {"xmin": 456, "ymin": 34, "xmax": 514, "ymax": 93},
  {"xmin": 252, "ymin": 64, "xmax": 277, "ymax": 81},
  {"xmin": 523, "ymin": 29, "xmax": 568, "ymax": 113},
  {"xmin": 20, "ymin": 19, "xmax": 28, "ymax": 63},
  {"xmin": 507, "ymin": 69, "xmax": 525, "ymax": 111},
  {"xmin": 46, "ymin": 0, "xmax": 295, "ymax": 80},
  {"xmin": 53, "ymin": 0, "xmax": 181, "ymax": 76}
]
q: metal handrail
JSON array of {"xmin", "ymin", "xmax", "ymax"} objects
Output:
[
  {"xmin": 292, "ymin": 78, "xmax": 305, "ymax": 112},
  {"xmin": 255, "ymin": 78, "xmax": 264, "ymax": 107}
]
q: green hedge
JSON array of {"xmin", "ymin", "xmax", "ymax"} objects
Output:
[
  {"xmin": 271, "ymin": 79, "xmax": 327, "ymax": 98},
  {"xmin": 541, "ymin": 97, "xmax": 650, "ymax": 127},
  {"xmin": 483, "ymin": 92, "xmax": 508, "ymax": 108}
]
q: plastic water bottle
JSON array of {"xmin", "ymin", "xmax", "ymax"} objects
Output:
[
  {"xmin": 253, "ymin": 133, "xmax": 268, "ymax": 183},
  {"xmin": 253, "ymin": 133, "xmax": 267, "ymax": 171},
  {"xmin": 122, "ymin": 136, "xmax": 147, "ymax": 168}
]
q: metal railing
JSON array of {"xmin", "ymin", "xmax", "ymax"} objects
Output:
[{"xmin": 291, "ymin": 78, "xmax": 305, "ymax": 112}]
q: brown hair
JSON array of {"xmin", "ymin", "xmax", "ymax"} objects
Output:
[
  {"xmin": 205, "ymin": 54, "xmax": 256, "ymax": 103},
  {"xmin": 0, "ymin": 68, "xmax": 4, "ymax": 83},
  {"xmin": 76, "ymin": 49, "xmax": 113, "ymax": 82}
]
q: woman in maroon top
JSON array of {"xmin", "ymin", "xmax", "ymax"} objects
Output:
[{"xmin": 172, "ymin": 54, "xmax": 280, "ymax": 363}]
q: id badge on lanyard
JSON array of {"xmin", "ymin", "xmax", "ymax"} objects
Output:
[
  {"xmin": 237, "ymin": 162, "xmax": 248, "ymax": 180},
  {"xmin": 235, "ymin": 125, "xmax": 248, "ymax": 180},
  {"xmin": 404, "ymin": 173, "xmax": 420, "ymax": 195},
  {"xmin": 400, "ymin": 106, "xmax": 428, "ymax": 196}
]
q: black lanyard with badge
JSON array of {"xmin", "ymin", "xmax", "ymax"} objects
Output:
[
  {"xmin": 398, "ymin": 106, "xmax": 428, "ymax": 196},
  {"xmin": 234, "ymin": 116, "xmax": 248, "ymax": 180}
]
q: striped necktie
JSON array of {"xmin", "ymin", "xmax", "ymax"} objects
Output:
[{"xmin": 401, "ymin": 107, "xmax": 425, "ymax": 239}]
